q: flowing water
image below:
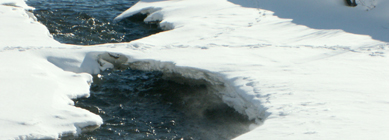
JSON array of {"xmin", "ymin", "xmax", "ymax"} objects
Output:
[
  {"xmin": 27, "ymin": 0, "xmax": 254, "ymax": 139},
  {"xmin": 27, "ymin": 0, "xmax": 161, "ymax": 45}
]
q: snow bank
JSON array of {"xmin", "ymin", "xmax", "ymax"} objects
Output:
[
  {"xmin": 114, "ymin": 0, "xmax": 387, "ymax": 49},
  {"xmin": 1, "ymin": 0, "xmax": 389, "ymax": 139},
  {"xmin": 80, "ymin": 0, "xmax": 389, "ymax": 139},
  {"xmin": 98, "ymin": 52, "xmax": 268, "ymax": 122},
  {"xmin": 0, "ymin": 49, "xmax": 103, "ymax": 139},
  {"xmin": 0, "ymin": 2, "xmax": 101, "ymax": 139},
  {"xmin": 0, "ymin": 0, "xmax": 34, "ymax": 10},
  {"xmin": 228, "ymin": 0, "xmax": 389, "ymax": 42},
  {"xmin": 0, "ymin": 1, "xmax": 60, "ymax": 48}
]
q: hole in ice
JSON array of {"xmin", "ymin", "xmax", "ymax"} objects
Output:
[
  {"xmin": 26, "ymin": 0, "xmax": 162, "ymax": 45},
  {"xmin": 71, "ymin": 68, "xmax": 254, "ymax": 140}
]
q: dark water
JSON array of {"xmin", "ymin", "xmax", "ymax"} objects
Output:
[
  {"xmin": 26, "ymin": 0, "xmax": 254, "ymax": 139},
  {"xmin": 73, "ymin": 69, "xmax": 253, "ymax": 140},
  {"xmin": 26, "ymin": 0, "xmax": 162, "ymax": 45}
]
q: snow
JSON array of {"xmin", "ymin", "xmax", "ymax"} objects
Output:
[
  {"xmin": 0, "ymin": 0, "xmax": 34, "ymax": 10},
  {"xmin": 0, "ymin": 1, "xmax": 60, "ymax": 48},
  {"xmin": 1, "ymin": 0, "xmax": 388, "ymax": 139},
  {"xmin": 114, "ymin": 0, "xmax": 387, "ymax": 49},
  {"xmin": 228, "ymin": 0, "xmax": 389, "ymax": 42},
  {"xmin": 0, "ymin": 49, "xmax": 103, "ymax": 139}
]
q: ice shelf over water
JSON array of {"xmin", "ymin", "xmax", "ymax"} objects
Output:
[{"xmin": 1, "ymin": 0, "xmax": 389, "ymax": 139}]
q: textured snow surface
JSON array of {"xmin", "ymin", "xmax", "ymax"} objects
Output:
[
  {"xmin": 115, "ymin": 0, "xmax": 387, "ymax": 49},
  {"xmin": 228, "ymin": 0, "xmax": 389, "ymax": 42},
  {"xmin": 0, "ymin": 1, "xmax": 60, "ymax": 48},
  {"xmin": 1, "ymin": 0, "xmax": 389, "ymax": 139}
]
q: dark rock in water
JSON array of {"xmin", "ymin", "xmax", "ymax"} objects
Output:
[
  {"xmin": 345, "ymin": 0, "xmax": 358, "ymax": 7},
  {"xmin": 73, "ymin": 68, "xmax": 253, "ymax": 140}
]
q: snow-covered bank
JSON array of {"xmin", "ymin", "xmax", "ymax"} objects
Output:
[
  {"xmin": 0, "ymin": 49, "xmax": 102, "ymax": 139},
  {"xmin": 0, "ymin": 2, "xmax": 101, "ymax": 139},
  {"xmin": 0, "ymin": 1, "xmax": 60, "ymax": 48},
  {"xmin": 114, "ymin": 0, "xmax": 387, "ymax": 49},
  {"xmin": 228, "ymin": 0, "xmax": 389, "ymax": 42},
  {"xmin": 1, "ymin": 0, "xmax": 389, "ymax": 139}
]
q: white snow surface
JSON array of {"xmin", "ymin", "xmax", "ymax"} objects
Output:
[{"xmin": 1, "ymin": 0, "xmax": 389, "ymax": 139}]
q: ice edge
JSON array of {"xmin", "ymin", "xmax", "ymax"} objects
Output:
[{"xmin": 98, "ymin": 52, "xmax": 270, "ymax": 125}]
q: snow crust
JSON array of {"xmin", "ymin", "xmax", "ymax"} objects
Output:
[
  {"xmin": 0, "ymin": 49, "xmax": 103, "ymax": 139},
  {"xmin": 1, "ymin": 0, "xmax": 389, "ymax": 139},
  {"xmin": 114, "ymin": 0, "xmax": 387, "ymax": 49},
  {"xmin": 0, "ymin": 0, "xmax": 34, "ymax": 10},
  {"xmin": 228, "ymin": 0, "xmax": 389, "ymax": 42},
  {"xmin": 0, "ymin": 1, "xmax": 60, "ymax": 48}
]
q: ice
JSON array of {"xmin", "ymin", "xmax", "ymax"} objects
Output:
[{"xmin": 1, "ymin": 0, "xmax": 389, "ymax": 139}]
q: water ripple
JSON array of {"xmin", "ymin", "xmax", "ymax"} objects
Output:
[{"xmin": 27, "ymin": 0, "xmax": 162, "ymax": 45}]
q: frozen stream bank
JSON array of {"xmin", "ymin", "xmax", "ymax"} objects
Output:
[
  {"xmin": 22, "ymin": 0, "xmax": 256, "ymax": 139},
  {"xmin": 73, "ymin": 68, "xmax": 253, "ymax": 140},
  {"xmin": 1, "ymin": 0, "xmax": 388, "ymax": 139}
]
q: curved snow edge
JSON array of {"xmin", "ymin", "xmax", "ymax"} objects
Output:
[
  {"xmin": 98, "ymin": 52, "xmax": 270, "ymax": 125},
  {"xmin": 114, "ymin": 1, "xmax": 175, "ymax": 30},
  {"xmin": 0, "ymin": 0, "xmax": 34, "ymax": 10}
]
